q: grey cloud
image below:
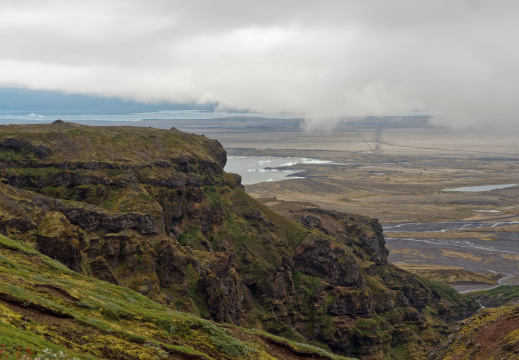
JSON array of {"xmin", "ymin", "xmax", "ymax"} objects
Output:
[{"xmin": 1, "ymin": 0, "xmax": 518, "ymax": 129}]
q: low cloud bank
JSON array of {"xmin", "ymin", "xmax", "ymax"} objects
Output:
[{"xmin": 1, "ymin": 1, "xmax": 518, "ymax": 130}]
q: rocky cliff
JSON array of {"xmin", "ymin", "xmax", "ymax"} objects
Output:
[{"xmin": 0, "ymin": 122, "xmax": 479, "ymax": 359}]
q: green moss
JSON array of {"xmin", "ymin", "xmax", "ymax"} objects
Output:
[
  {"xmin": 0, "ymin": 322, "xmax": 90, "ymax": 359},
  {"xmin": 353, "ymin": 318, "xmax": 379, "ymax": 336},
  {"xmin": 469, "ymin": 285, "xmax": 519, "ymax": 307},
  {"xmin": 179, "ymin": 227, "xmax": 202, "ymax": 247},
  {"xmin": 422, "ymin": 277, "xmax": 479, "ymax": 311},
  {"xmin": 100, "ymin": 302, "xmax": 135, "ymax": 321},
  {"xmin": 0, "ymin": 234, "xmax": 38, "ymax": 255},
  {"xmin": 205, "ymin": 187, "xmax": 224, "ymax": 208},
  {"xmin": 185, "ymin": 263, "xmax": 209, "ymax": 318},
  {"xmin": 37, "ymin": 211, "xmax": 76, "ymax": 239},
  {"xmin": 292, "ymin": 270, "xmax": 301, "ymax": 291}
]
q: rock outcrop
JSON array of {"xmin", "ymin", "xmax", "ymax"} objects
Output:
[{"xmin": 36, "ymin": 211, "xmax": 84, "ymax": 272}]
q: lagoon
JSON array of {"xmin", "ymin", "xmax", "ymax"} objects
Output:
[{"xmin": 225, "ymin": 156, "xmax": 333, "ymax": 185}]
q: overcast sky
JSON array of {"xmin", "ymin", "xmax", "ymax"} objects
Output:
[{"xmin": 1, "ymin": 0, "xmax": 517, "ymax": 129}]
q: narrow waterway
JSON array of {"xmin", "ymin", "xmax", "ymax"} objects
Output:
[
  {"xmin": 383, "ymin": 218, "xmax": 519, "ymax": 292},
  {"xmin": 383, "ymin": 218, "xmax": 519, "ymax": 233}
]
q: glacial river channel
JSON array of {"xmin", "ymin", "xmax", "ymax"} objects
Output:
[{"xmin": 384, "ymin": 218, "xmax": 519, "ymax": 292}]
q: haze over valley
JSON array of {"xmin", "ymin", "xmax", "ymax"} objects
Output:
[{"xmin": 1, "ymin": 1, "xmax": 519, "ymax": 359}]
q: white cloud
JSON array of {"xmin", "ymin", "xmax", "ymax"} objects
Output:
[{"xmin": 1, "ymin": 0, "xmax": 518, "ymax": 129}]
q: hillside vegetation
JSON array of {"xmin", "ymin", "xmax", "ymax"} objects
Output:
[
  {"xmin": 0, "ymin": 233, "xmax": 353, "ymax": 360},
  {"xmin": 468, "ymin": 285, "xmax": 519, "ymax": 307},
  {"xmin": 429, "ymin": 305, "xmax": 519, "ymax": 360},
  {"xmin": 0, "ymin": 122, "xmax": 480, "ymax": 359}
]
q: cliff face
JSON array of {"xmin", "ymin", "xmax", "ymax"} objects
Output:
[{"xmin": 0, "ymin": 122, "xmax": 479, "ymax": 359}]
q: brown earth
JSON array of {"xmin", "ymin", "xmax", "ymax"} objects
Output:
[{"xmin": 429, "ymin": 306, "xmax": 519, "ymax": 360}]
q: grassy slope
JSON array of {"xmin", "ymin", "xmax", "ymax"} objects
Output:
[
  {"xmin": 468, "ymin": 285, "xmax": 519, "ymax": 307},
  {"xmin": 0, "ymin": 122, "xmax": 221, "ymax": 165},
  {"xmin": 429, "ymin": 305, "xmax": 519, "ymax": 360},
  {"xmin": 0, "ymin": 234, "xmax": 353, "ymax": 360}
]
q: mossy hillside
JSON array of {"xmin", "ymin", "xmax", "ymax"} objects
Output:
[
  {"xmin": 0, "ymin": 122, "xmax": 224, "ymax": 166},
  {"xmin": 0, "ymin": 122, "xmax": 332, "ymax": 275},
  {"xmin": 0, "ymin": 123, "xmax": 481, "ymax": 359},
  {"xmin": 0, "ymin": 234, "xmax": 354, "ymax": 360},
  {"xmin": 420, "ymin": 277, "xmax": 480, "ymax": 319},
  {"xmin": 0, "ymin": 122, "xmax": 342, "ymax": 340},
  {"xmin": 468, "ymin": 285, "xmax": 519, "ymax": 307}
]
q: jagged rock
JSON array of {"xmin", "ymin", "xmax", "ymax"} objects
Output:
[
  {"xmin": 0, "ymin": 214, "xmax": 37, "ymax": 235},
  {"xmin": 294, "ymin": 236, "xmax": 365, "ymax": 288},
  {"xmin": 294, "ymin": 209, "xmax": 388, "ymax": 265},
  {"xmin": 89, "ymin": 256, "xmax": 118, "ymax": 285},
  {"xmin": 36, "ymin": 211, "xmax": 83, "ymax": 272},
  {"xmin": 327, "ymin": 289, "xmax": 374, "ymax": 317},
  {"xmin": 85, "ymin": 236, "xmax": 101, "ymax": 259},
  {"xmin": 156, "ymin": 241, "xmax": 189, "ymax": 287},
  {"xmin": 55, "ymin": 201, "xmax": 161, "ymax": 235},
  {"xmin": 197, "ymin": 269, "xmax": 252, "ymax": 325},
  {"xmin": 194, "ymin": 251, "xmax": 251, "ymax": 324}
]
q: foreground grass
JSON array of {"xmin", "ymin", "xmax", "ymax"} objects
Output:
[{"xmin": 0, "ymin": 234, "xmax": 354, "ymax": 360}]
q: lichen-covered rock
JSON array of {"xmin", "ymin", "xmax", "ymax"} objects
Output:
[
  {"xmin": 89, "ymin": 256, "xmax": 118, "ymax": 285},
  {"xmin": 156, "ymin": 240, "xmax": 189, "ymax": 287},
  {"xmin": 294, "ymin": 236, "xmax": 365, "ymax": 288},
  {"xmin": 197, "ymin": 268, "xmax": 252, "ymax": 325},
  {"xmin": 294, "ymin": 208, "xmax": 388, "ymax": 265},
  {"xmin": 196, "ymin": 251, "xmax": 253, "ymax": 325},
  {"xmin": 36, "ymin": 211, "xmax": 83, "ymax": 272},
  {"xmin": 327, "ymin": 289, "xmax": 374, "ymax": 317},
  {"xmin": 55, "ymin": 201, "xmax": 162, "ymax": 235}
]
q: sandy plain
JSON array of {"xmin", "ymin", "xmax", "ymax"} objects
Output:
[{"xmin": 215, "ymin": 125, "xmax": 519, "ymax": 224}]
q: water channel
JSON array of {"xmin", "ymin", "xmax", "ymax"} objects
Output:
[{"xmin": 384, "ymin": 219, "xmax": 519, "ymax": 292}]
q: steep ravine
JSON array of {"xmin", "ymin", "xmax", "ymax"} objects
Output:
[{"xmin": 0, "ymin": 122, "xmax": 480, "ymax": 359}]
